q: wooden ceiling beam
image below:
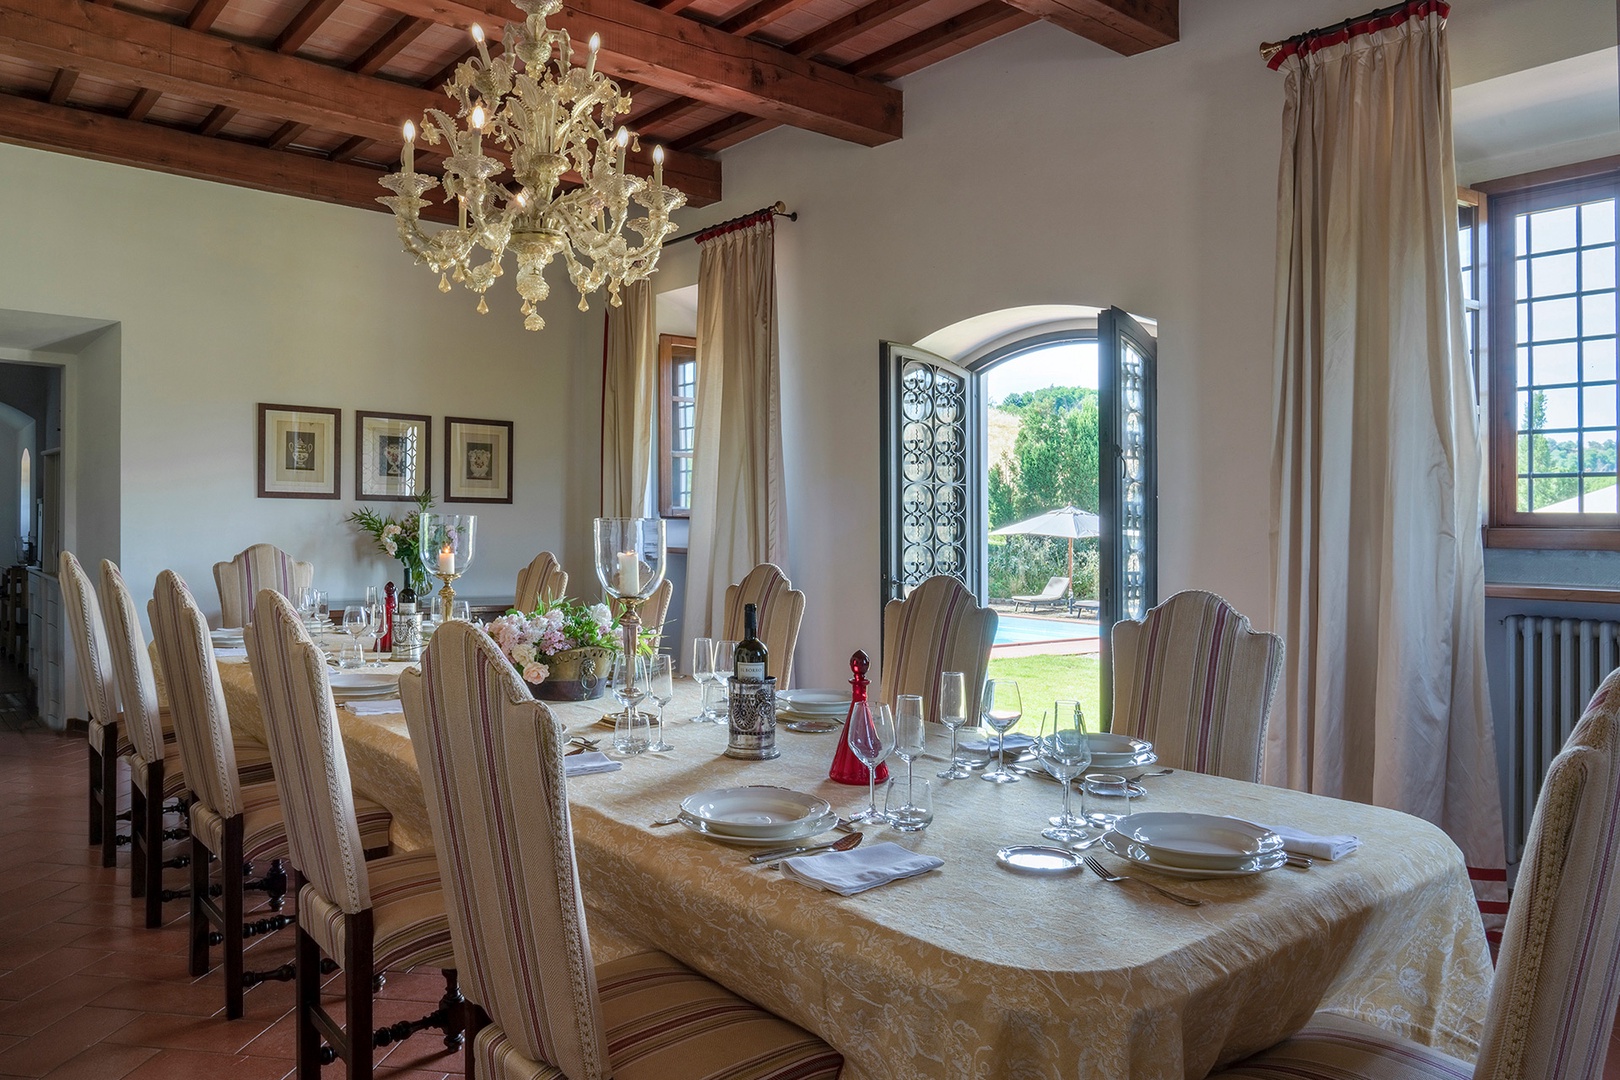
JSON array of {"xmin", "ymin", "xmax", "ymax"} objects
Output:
[
  {"xmin": 425, "ymin": 45, "xmax": 481, "ymax": 89},
  {"xmin": 652, "ymin": 0, "xmax": 701, "ymax": 14},
  {"xmin": 785, "ymin": 0, "xmax": 933, "ymax": 58},
  {"xmin": 125, "ymin": 87, "xmax": 161, "ymax": 120},
  {"xmin": 846, "ymin": 1, "xmax": 1026, "ymax": 76},
  {"xmin": 274, "ymin": 0, "xmax": 346, "ymax": 54},
  {"xmin": 717, "ymin": 0, "xmax": 820, "ymax": 38},
  {"xmin": 46, "ymin": 68, "xmax": 78, "ymax": 105},
  {"xmin": 267, "ymin": 120, "xmax": 310, "ymax": 149},
  {"xmin": 352, "ymin": 15, "xmax": 433, "ymax": 75},
  {"xmin": 197, "ymin": 104, "xmax": 238, "ymax": 135},
  {"xmin": 0, "ymin": 0, "xmax": 721, "ymax": 204},
  {"xmin": 996, "ymin": 0, "xmax": 1175, "ymax": 54},
  {"xmin": 330, "ymin": 135, "xmax": 372, "ymax": 162},
  {"xmin": 367, "ymin": 0, "xmax": 901, "ymax": 145},
  {"xmin": 184, "ymin": 0, "xmax": 231, "ymax": 31},
  {"xmin": 0, "ymin": 94, "xmax": 457, "ymax": 223},
  {"xmin": 631, "ymin": 96, "xmax": 706, "ymax": 133}
]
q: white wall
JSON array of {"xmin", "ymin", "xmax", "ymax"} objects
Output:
[
  {"xmin": 673, "ymin": 0, "xmax": 1615, "ymax": 687},
  {"xmin": 0, "ymin": 143, "xmax": 592, "ymax": 628}
]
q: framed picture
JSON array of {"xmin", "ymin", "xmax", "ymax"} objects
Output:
[
  {"xmin": 258, "ymin": 404, "xmax": 340, "ymax": 499},
  {"xmin": 445, "ymin": 417, "xmax": 513, "ymax": 504},
  {"xmin": 355, "ymin": 411, "xmax": 431, "ymax": 501}
]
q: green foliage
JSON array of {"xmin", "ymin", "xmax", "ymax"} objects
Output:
[
  {"xmin": 347, "ymin": 491, "xmax": 434, "ymax": 569},
  {"xmin": 999, "ymin": 386, "xmax": 1095, "ymax": 415},
  {"xmin": 989, "ymin": 386, "xmax": 1099, "ymax": 529},
  {"xmin": 988, "ymin": 535, "xmax": 1097, "ymax": 601},
  {"xmin": 985, "ymin": 653, "xmax": 1104, "ymax": 736},
  {"xmin": 1517, "ymin": 390, "xmax": 1619, "ymax": 510}
]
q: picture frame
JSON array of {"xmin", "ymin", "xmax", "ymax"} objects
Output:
[
  {"xmin": 355, "ymin": 410, "xmax": 432, "ymax": 501},
  {"xmin": 445, "ymin": 417, "xmax": 514, "ymax": 504},
  {"xmin": 257, "ymin": 403, "xmax": 340, "ymax": 499}
]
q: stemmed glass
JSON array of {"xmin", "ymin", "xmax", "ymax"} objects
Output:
[
  {"xmin": 847, "ymin": 702, "xmax": 895, "ymax": 825},
  {"xmin": 888, "ymin": 695, "xmax": 929, "ymax": 830},
  {"xmin": 420, "ymin": 514, "xmax": 476, "ymax": 618},
  {"xmin": 936, "ymin": 671, "xmax": 970, "ymax": 779},
  {"xmin": 340, "ymin": 605, "xmax": 369, "ymax": 669},
  {"xmin": 690, "ymin": 637, "xmax": 717, "ymax": 722},
  {"xmin": 712, "ymin": 640, "xmax": 738, "ymax": 719},
  {"xmin": 646, "ymin": 654, "xmax": 675, "ymax": 753},
  {"xmin": 611, "ymin": 652, "xmax": 649, "ymax": 754},
  {"xmin": 363, "ymin": 587, "xmax": 385, "ymax": 667},
  {"xmin": 979, "ymin": 679, "xmax": 1022, "ymax": 784},
  {"xmin": 1038, "ymin": 701, "xmax": 1092, "ymax": 842}
]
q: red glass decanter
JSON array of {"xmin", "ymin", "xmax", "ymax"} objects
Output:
[{"xmin": 829, "ymin": 650, "xmax": 890, "ymax": 786}]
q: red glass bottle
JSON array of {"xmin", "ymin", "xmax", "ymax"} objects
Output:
[{"xmin": 829, "ymin": 650, "xmax": 889, "ymax": 786}]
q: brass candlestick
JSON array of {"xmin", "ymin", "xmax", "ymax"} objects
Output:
[{"xmin": 434, "ymin": 572, "xmax": 460, "ymax": 621}]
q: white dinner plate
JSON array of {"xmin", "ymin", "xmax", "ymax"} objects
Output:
[
  {"xmin": 328, "ymin": 671, "xmax": 398, "ymax": 693},
  {"xmin": 1099, "ymin": 831, "xmax": 1287, "ymax": 879},
  {"xmin": 676, "ymin": 810, "xmax": 837, "ymax": 846},
  {"xmin": 680, "ymin": 786, "xmax": 833, "ymax": 837},
  {"xmin": 995, "ymin": 845, "xmax": 1085, "ymax": 875},
  {"xmin": 1087, "ymin": 733, "xmax": 1152, "ymax": 758},
  {"xmin": 211, "ymin": 629, "xmax": 245, "ymax": 645},
  {"xmin": 775, "ymin": 690, "xmax": 851, "ymax": 715},
  {"xmin": 1082, "ymin": 752, "xmax": 1157, "ymax": 781},
  {"xmin": 593, "ymin": 710, "xmax": 655, "ymax": 730},
  {"xmin": 780, "ymin": 717, "xmax": 842, "ymax": 733},
  {"xmin": 1115, "ymin": 812, "xmax": 1283, "ymax": 870}
]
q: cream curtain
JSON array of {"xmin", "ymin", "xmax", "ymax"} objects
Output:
[
  {"xmin": 1268, "ymin": 9, "xmax": 1504, "ymax": 885},
  {"xmin": 600, "ymin": 278, "xmax": 657, "ymax": 517},
  {"xmin": 683, "ymin": 220, "xmax": 788, "ymax": 658}
]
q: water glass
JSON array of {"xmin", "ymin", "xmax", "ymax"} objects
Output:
[
  {"xmin": 337, "ymin": 638, "xmax": 365, "ymax": 669},
  {"xmin": 884, "ymin": 776, "xmax": 934, "ymax": 832},
  {"xmin": 451, "ymin": 600, "xmax": 471, "ymax": 622},
  {"xmin": 613, "ymin": 707, "xmax": 650, "ymax": 756},
  {"xmin": 1083, "ymin": 773, "xmax": 1133, "ymax": 829},
  {"xmin": 890, "ymin": 694, "xmax": 926, "ymax": 825},
  {"xmin": 846, "ymin": 702, "xmax": 895, "ymax": 825},
  {"xmin": 936, "ymin": 671, "xmax": 970, "ymax": 779},
  {"xmin": 646, "ymin": 653, "xmax": 675, "ymax": 753},
  {"xmin": 690, "ymin": 637, "xmax": 716, "ymax": 722},
  {"xmin": 1038, "ymin": 701, "xmax": 1092, "ymax": 842},
  {"xmin": 979, "ymin": 679, "xmax": 1022, "ymax": 784}
]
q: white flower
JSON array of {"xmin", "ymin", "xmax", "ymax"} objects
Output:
[
  {"xmin": 382, "ymin": 538, "xmax": 397, "ymax": 556},
  {"xmin": 522, "ymin": 661, "xmax": 549, "ymax": 684},
  {"xmin": 512, "ymin": 643, "xmax": 537, "ymax": 667},
  {"xmin": 589, "ymin": 603, "xmax": 613, "ymax": 629}
]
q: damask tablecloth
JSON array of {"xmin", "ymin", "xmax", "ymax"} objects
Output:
[{"xmin": 208, "ymin": 661, "xmax": 1492, "ymax": 1080}]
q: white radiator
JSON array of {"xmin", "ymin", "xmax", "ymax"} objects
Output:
[{"xmin": 1503, "ymin": 615, "xmax": 1620, "ymax": 862}]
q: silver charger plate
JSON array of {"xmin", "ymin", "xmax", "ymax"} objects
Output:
[
  {"xmin": 995, "ymin": 845, "xmax": 1085, "ymax": 874},
  {"xmin": 1098, "ymin": 831, "xmax": 1287, "ymax": 879},
  {"xmin": 676, "ymin": 810, "xmax": 837, "ymax": 846}
]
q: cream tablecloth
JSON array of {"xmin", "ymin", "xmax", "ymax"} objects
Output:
[{"xmin": 208, "ymin": 661, "xmax": 1491, "ymax": 1080}]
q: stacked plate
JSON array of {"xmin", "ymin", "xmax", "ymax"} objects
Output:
[
  {"xmin": 1085, "ymin": 732, "xmax": 1158, "ymax": 780},
  {"xmin": 676, "ymin": 786, "xmax": 836, "ymax": 846},
  {"xmin": 776, "ymin": 690, "xmax": 849, "ymax": 733},
  {"xmin": 1101, "ymin": 812, "xmax": 1286, "ymax": 879},
  {"xmin": 328, "ymin": 670, "xmax": 399, "ymax": 702},
  {"xmin": 210, "ymin": 627, "xmax": 245, "ymax": 649}
]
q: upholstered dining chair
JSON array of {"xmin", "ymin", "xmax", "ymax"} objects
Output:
[
  {"xmin": 400, "ymin": 620, "xmax": 843, "ymax": 1080},
  {"xmin": 636, "ymin": 578, "xmax": 674, "ymax": 651},
  {"xmin": 1212, "ymin": 664, "xmax": 1620, "ymax": 1080},
  {"xmin": 1109, "ymin": 590, "xmax": 1283, "ymax": 783},
  {"xmin": 60, "ymin": 551, "xmax": 128, "ymax": 868},
  {"xmin": 247, "ymin": 588, "xmax": 463, "ymax": 1080},
  {"xmin": 153, "ymin": 570, "xmax": 392, "ymax": 1018},
  {"xmin": 722, "ymin": 563, "xmax": 806, "ymax": 688},
  {"xmin": 514, "ymin": 551, "xmax": 567, "ymax": 613},
  {"xmin": 879, "ymin": 575, "xmax": 998, "ymax": 727},
  {"xmin": 213, "ymin": 543, "xmax": 313, "ymax": 628}
]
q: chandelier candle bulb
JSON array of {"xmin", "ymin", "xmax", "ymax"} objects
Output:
[
  {"xmin": 586, "ymin": 33, "xmax": 600, "ymax": 78},
  {"xmin": 653, "ymin": 145, "xmax": 663, "ymax": 187},
  {"xmin": 615, "ymin": 127, "xmax": 628, "ymax": 173},
  {"xmin": 402, "ymin": 120, "xmax": 415, "ymax": 173},
  {"xmin": 471, "ymin": 23, "xmax": 492, "ymax": 67}
]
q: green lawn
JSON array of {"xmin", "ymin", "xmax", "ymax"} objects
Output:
[{"xmin": 984, "ymin": 653, "xmax": 1105, "ymax": 735}]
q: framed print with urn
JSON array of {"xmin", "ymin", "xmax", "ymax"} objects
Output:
[
  {"xmin": 356, "ymin": 411, "xmax": 431, "ymax": 501},
  {"xmin": 258, "ymin": 403, "xmax": 340, "ymax": 499},
  {"xmin": 445, "ymin": 417, "xmax": 513, "ymax": 504}
]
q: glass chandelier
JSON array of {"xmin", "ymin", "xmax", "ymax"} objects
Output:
[{"xmin": 378, "ymin": 0, "xmax": 687, "ymax": 330}]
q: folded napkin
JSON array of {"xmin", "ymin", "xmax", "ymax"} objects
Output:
[
  {"xmin": 213, "ymin": 647, "xmax": 248, "ymax": 659},
  {"xmin": 1269, "ymin": 824, "xmax": 1361, "ymax": 861},
  {"xmin": 563, "ymin": 751, "xmax": 622, "ymax": 778},
  {"xmin": 959, "ymin": 732, "xmax": 1035, "ymax": 754},
  {"xmin": 341, "ymin": 698, "xmax": 403, "ymax": 716},
  {"xmin": 780, "ymin": 841, "xmax": 943, "ymax": 896}
]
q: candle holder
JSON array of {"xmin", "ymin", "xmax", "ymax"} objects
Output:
[
  {"xmin": 593, "ymin": 518, "xmax": 667, "ymax": 726},
  {"xmin": 419, "ymin": 514, "xmax": 477, "ymax": 620}
]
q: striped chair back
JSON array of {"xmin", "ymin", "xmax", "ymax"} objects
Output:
[
  {"xmin": 150, "ymin": 570, "xmax": 245, "ymax": 819},
  {"xmin": 514, "ymin": 551, "xmax": 568, "ymax": 613},
  {"xmin": 212, "ymin": 543, "xmax": 313, "ymax": 629},
  {"xmin": 723, "ymin": 563, "xmax": 806, "ymax": 689},
  {"xmin": 879, "ymin": 576, "xmax": 998, "ymax": 727},
  {"xmin": 401, "ymin": 621, "xmax": 609, "ymax": 1080},
  {"xmin": 1109, "ymin": 590, "xmax": 1282, "ymax": 782},
  {"xmin": 98, "ymin": 561, "xmax": 165, "ymax": 769},
  {"xmin": 245, "ymin": 589, "xmax": 371, "ymax": 915},
  {"xmin": 59, "ymin": 552, "xmax": 120, "ymax": 742},
  {"xmin": 637, "ymin": 579, "xmax": 674, "ymax": 652},
  {"xmin": 1476, "ymin": 666, "xmax": 1620, "ymax": 1080}
]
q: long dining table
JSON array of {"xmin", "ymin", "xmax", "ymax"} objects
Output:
[{"xmin": 202, "ymin": 654, "xmax": 1492, "ymax": 1080}]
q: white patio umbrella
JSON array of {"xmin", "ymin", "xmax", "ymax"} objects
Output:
[{"xmin": 990, "ymin": 505, "xmax": 1101, "ymax": 595}]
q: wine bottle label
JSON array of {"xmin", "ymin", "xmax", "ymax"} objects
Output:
[{"xmin": 735, "ymin": 661, "xmax": 766, "ymax": 682}]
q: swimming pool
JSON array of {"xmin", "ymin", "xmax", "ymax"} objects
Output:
[{"xmin": 994, "ymin": 614, "xmax": 1099, "ymax": 646}]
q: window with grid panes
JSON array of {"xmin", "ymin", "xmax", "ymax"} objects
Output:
[
  {"xmin": 658, "ymin": 334, "xmax": 696, "ymax": 517},
  {"xmin": 1487, "ymin": 170, "xmax": 1620, "ymax": 545}
]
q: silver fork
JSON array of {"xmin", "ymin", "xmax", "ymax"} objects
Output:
[{"xmin": 1082, "ymin": 854, "xmax": 1204, "ymax": 907}]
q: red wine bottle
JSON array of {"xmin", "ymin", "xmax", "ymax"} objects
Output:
[{"xmin": 735, "ymin": 603, "xmax": 768, "ymax": 682}]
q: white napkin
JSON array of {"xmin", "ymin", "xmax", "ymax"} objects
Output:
[
  {"xmin": 1269, "ymin": 824, "xmax": 1361, "ymax": 861},
  {"xmin": 213, "ymin": 647, "xmax": 248, "ymax": 659},
  {"xmin": 341, "ymin": 698, "xmax": 403, "ymax": 716},
  {"xmin": 564, "ymin": 751, "xmax": 622, "ymax": 777},
  {"xmin": 779, "ymin": 841, "xmax": 943, "ymax": 896},
  {"xmin": 959, "ymin": 733, "xmax": 1035, "ymax": 754}
]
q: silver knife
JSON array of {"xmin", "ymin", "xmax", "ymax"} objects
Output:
[{"xmin": 748, "ymin": 838, "xmax": 848, "ymax": 864}]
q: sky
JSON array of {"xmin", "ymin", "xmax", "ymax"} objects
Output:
[{"xmin": 985, "ymin": 341, "xmax": 1098, "ymax": 405}]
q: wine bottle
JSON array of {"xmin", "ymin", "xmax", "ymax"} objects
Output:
[{"xmin": 735, "ymin": 603, "xmax": 768, "ymax": 682}]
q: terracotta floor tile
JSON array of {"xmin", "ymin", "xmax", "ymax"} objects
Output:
[
  {"xmin": 105, "ymin": 1008, "xmax": 285, "ymax": 1057},
  {"xmin": 87, "ymin": 978, "xmax": 236, "ymax": 1019},
  {"xmin": 37, "ymin": 1042, "xmax": 159, "ymax": 1080},
  {"xmin": 0, "ymin": 1006, "xmax": 140, "ymax": 1076},
  {"xmin": 119, "ymin": 1048, "xmax": 293, "ymax": 1080},
  {"xmin": 0, "ymin": 949, "xmax": 109, "ymax": 1002},
  {"xmin": 0, "ymin": 975, "xmax": 127, "ymax": 1038}
]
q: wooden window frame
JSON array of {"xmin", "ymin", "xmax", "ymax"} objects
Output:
[
  {"xmin": 1482, "ymin": 161, "xmax": 1620, "ymax": 551},
  {"xmin": 658, "ymin": 333, "xmax": 696, "ymax": 519}
]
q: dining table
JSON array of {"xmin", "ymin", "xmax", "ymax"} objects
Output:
[{"xmin": 198, "ymin": 652, "xmax": 1492, "ymax": 1080}]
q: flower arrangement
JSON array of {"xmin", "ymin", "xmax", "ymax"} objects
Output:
[
  {"xmin": 348, "ymin": 493, "xmax": 433, "ymax": 591},
  {"xmin": 487, "ymin": 598, "xmax": 619, "ymax": 687}
]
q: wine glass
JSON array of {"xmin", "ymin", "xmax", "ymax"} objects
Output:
[
  {"xmin": 451, "ymin": 600, "xmax": 470, "ymax": 622},
  {"xmin": 847, "ymin": 702, "xmax": 895, "ymax": 825},
  {"xmin": 646, "ymin": 653, "xmax": 675, "ymax": 753},
  {"xmin": 936, "ymin": 671, "xmax": 970, "ymax": 779},
  {"xmin": 979, "ymin": 679, "xmax": 1021, "ymax": 784},
  {"xmin": 362, "ymin": 587, "xmax": 384, "ymax": 667},
  {"xmin": 690, "ymin": 637, "xmax": 716, "ymax": 722},
  {"xmin": 889, "ymin": 695, "xmax": 928, "ymax": 830},
  {"xmin": 612, "ymin": 651, "xmax": 647, "ymax": 745},
  {"xmin": 340, "ymin": 605, "xmax": 369, "ymax": 669},
  {"xmin": 713, "ymin": 640, "xmax": 738, "ymax": 718},
  {"xmin": 1038, "ymin": 701, "xmax": 1092, "ymax": 842}
]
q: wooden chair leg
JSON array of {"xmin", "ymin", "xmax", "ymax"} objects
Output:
[
  {"xmin": 129, "ymin": 782, "xmax": 147, "ymax": 900},
  {"xmin": 463, "ymin": 1001, "xmax": 489, "ymax": 1078},
  {"xmin": 294, "ymin": 870, "xmax": 323, "ymax": 1080},
  {"xmin": 346, "ymin": 909, "xmax": 376, "ymax": 1080},
  {"xmin": 141, "ymin": 766, "xmax": 165, "ymax": 929},
  {"xmin": 87, "ymin": 745, "xmax": 102, "ymax": 847},
  {"xmin": 188, "ymin": 830, "xmax": 209, "ymax": 977},
  {"xmin": 98, "ymin": 746, "xmax": 118, "ymax": 868},
  {"xmin": 223, "ymin": 819, "xmax": 245, "ymax": 1020}
]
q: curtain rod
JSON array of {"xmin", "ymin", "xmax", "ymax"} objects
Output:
[
  {"xmin": 1259, "ymin": 0, "xmax": 1442, "ymax": 65},
  {"xmin": 667, "ymin": 201, "xmax": 797, "ymax": 246}
]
